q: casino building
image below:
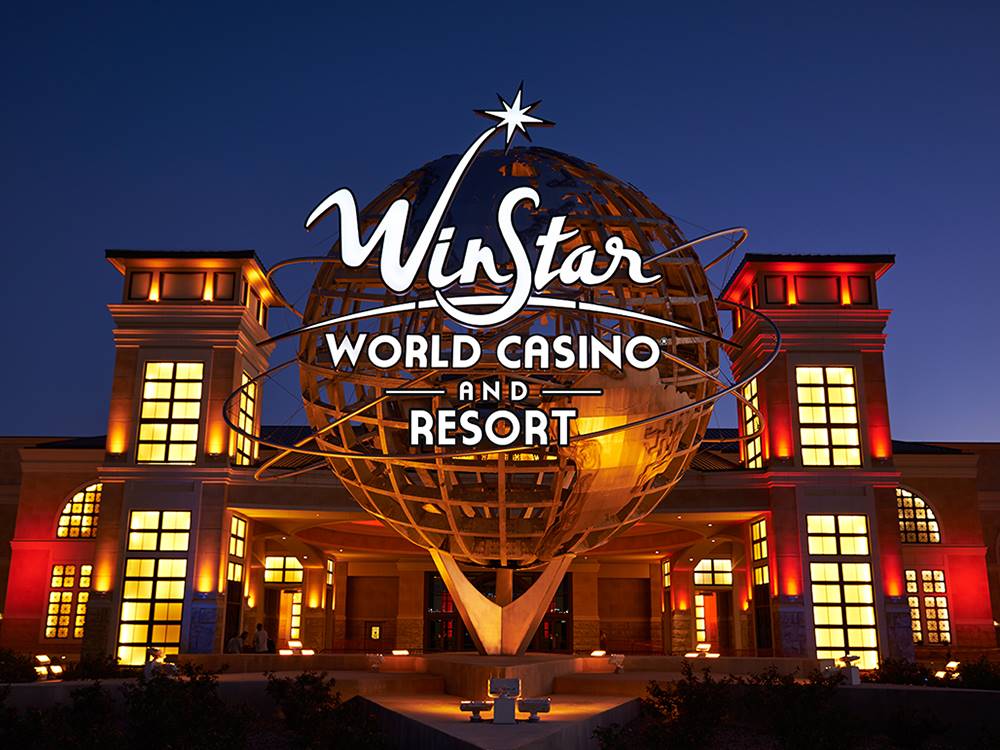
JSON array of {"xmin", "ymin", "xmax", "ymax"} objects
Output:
[{"xmin": 1, "ymin": 249, "xmax": 998, "ymax": 669}]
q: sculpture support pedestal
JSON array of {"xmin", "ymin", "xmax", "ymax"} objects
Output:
[{"xmin": 429, "ymin": 550, "xmax": 574, "ymax": 656}]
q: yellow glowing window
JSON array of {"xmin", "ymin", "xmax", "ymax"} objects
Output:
[
  {"xmin": 57, "ymin": 482, "xmax": 102, "ymax": 538},
  {"xmin": 227, "ymin": 561, "xmax": 244, "ymax": 583},
  {"xmin": 229, "ymin": 516, "xmax": 247, "ymax": 558},
  {"xmin": 807, "ymin": 515, "xmax": 869, "ymax": 556},
  {"xmin": 117, "ymin": 557, "xmax": 187, "ymax": 666},
  {"xmin": 290, "ymin": 591, "xmax": 302, "ymax": 640},
  {"xmin": 233, "ymin": 371, "xmax": 259, "ymax": 466},
  {"xmin": 750, "ymin": 518, "xmax": 769, "ymax": 586},
  {"xmin": 662, "ymin": 559, "xmax": 671, "ymax": 589},
  {"xmin": 896, "ymin": 488, "xmax": 941, "ymax": 544},
  {"xmin": 795, "ymin": 366, "xmax": 861, "ymax": 467},
  {"xmin": 45, "ymin": 564, "xmax": 92, "ymax": 639},
  {"xmin": 127, "ymin": 510, "xmax": 191, "ymax": 552},
  {"xmin": 264, "ymin": 556, "xmax": 303, "ymax": 584},
  {"xmin": 326, "ymin": 559, "xmax": 335, "ymax": 587},
  {"xmin": 137, "ymin": 361, "xmax": 203, "ymax": 464},
  {"xmin": 808, "ymin": 513, "xmax": 878, "ymax": 669},
  {"xmin": 905, "ymin": 569, "xmax": 950, "ymax": 645},
  {"xmin": 741, "ymin": 378, "xmax": 763, "ymax": 469},
  {"xmin": 695, "ymin": 593, "xmax": 707, "ymax": 642},
  {"xmin": 694, "ymin": 558, "xmax": 733, "ymax": 586}
]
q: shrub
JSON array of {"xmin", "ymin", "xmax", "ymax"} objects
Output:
[
  {"xmin": 864, "ymin": 658, "xmax": 932, "ymax": 686},
  {"xmin": 265, "ymin": 671, "xmax": 386, "ymax": 749},
  {"xmin": 735, "ymin": 667, "xmax": 848, "ymax": 750},
  {"xmin": 120, "ymin": 664, "xmax": 247, "ymax": 750},
  {"xmin": 61, "ymin": 654, "xmax": 130, "ymax": 681},
  {"xmin": 956, "ymin": 656, "xmax": 1000, "ymax": 691},
  {"xmin": 0, "ymin": 648, "xmax": 37, "ymax": 683},
  {"xmin": 0, "ymin": 681, "xmax": 123, "ymax": 749}
]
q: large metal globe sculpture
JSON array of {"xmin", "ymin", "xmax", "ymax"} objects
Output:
[{"xmin": 298, "ymin": 147, "xmax": 721, "ymax": 571}]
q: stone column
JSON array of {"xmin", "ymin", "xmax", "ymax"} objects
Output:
[
  {"xmin": 671, "ymin": 608, "xmax": 693, "ymax": 655},
  {"xmin": 883, "ymin": 595, "xmax": 916, "ymax": 661},
  {"xmin": 332, "ymin": 561, "xmax": 348, "ymax": 649},
  {"xmin": 648, "ymin": 562, "xmax": 664, "ymax": 653},
  {"xmin": 571, "ymin": 561, "xmax": 600, "ymax": 653},
  {"xmin": 772, "ymin": 595, "xmax": 807, "ymax": 656},
  {"xmin": 396, "ymin": 562, "xmax": 426, "ymax": 651}
]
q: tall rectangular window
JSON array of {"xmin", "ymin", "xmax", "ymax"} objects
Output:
[
  {"xmin": 905, "ymin": 569, "xmax": 951, "ymax": 645},
  {"xmin": 795, "ymin": 366, "xmax": 861, "ymax": 467},
  {"xmin": 751, "ymin": 519, "xmax": 769, "ymax": 586},
  {"xmin": 227, "ymin": 516, "xmax": 247, "ymax": 584},
  {"xmin": 137, "ymin": 362, "xmax": 204, "ymax": 464},
  {"xmin": 807, "ymin": 513, "xmax": 878, "ymax": 669},
  {"xmin": 233, "ymin": 372, "xmax": 258, "ymax": 466},
  {"xmin": 741, "ymin": 379, "xmax": 763, "ymax": 469},
  {"xmin": 45, "ymin": 564, "xmax": 92, "ymax": 639},
  {"xmin": 118, "ymin": 558, "xmax": 187, "ymax": 666}
]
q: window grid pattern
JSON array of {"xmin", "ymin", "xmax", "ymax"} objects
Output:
[
  {"xmin": 896, "ymin": 488, "xmax": 941, "ymax": 544},
  {"xmin": 694, "ymin": 558, "xmax": 733, "ymax": 586},
  {"xmin": 742, "ymin": 378, "xmax": 763, "ymax": 468},
  {"xmin": 127, "ymin": 510, "xmax": 191, "ymax": 552},
  {"xmin": 906, "ymin": 569, "xmax": 950, "ymax": 645},
  {"xmin": 229, "ymin": 517, "xmax": 247, "ymax": 558},
  {"xmin": 289, "ymin": 591, "xmax": 302, "ymax": 640},
  {"xmin": 57, "ymin": 483, "xmax": 102, "ymax": 538},
  {"xmin": 807, "ymin": 513, "xmax": 878, "ymax": 670},
  {"xmin": 45, "ymin": 564, "xmax": 91, "ymax": 639},
  {"xmin": 751, "ymin": 519, "xmax": 769, "ymax": 586},
  {"xmin": 118, "ymin": 557, "xmax": 187, "ymax": 666},
  {"xmin": 795, "ymin": 366, "xmax": 861, "ymax": 467},
  {"xmin": 695, "ymin": 592, "xmax": 707, "ymax": 643},
  {"xmin": 264, "ymin": 556, "xmax": 303, "ymax": 584},
  {"xmin": 662, "ymin": 559, "xmax": 671, "ymax": 589},
  {"xmin": 227, "ymin": 561, "xmax": 244, "ymax": 583},
  {"xmin": 233, "ymin": 372, "xmax": 258, "ymax": 466},
  {"xmin": 807, "ymin": 515, "xmax": 869, "ymax": 556},
  {"xmin": 137, "ymin": 362, "xmax": 203, "ymax": 464}
]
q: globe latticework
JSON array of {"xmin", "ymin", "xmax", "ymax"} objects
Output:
[{"xmin": 299, "ymin": 147, "xmax": 721, "ymax": 568}]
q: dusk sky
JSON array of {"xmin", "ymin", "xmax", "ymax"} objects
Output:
[{"xmin": 2, "ymin": 2, "xmax": 998, "ymax": 441}]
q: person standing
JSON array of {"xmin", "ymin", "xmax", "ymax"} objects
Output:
[
  {"xmin": 253, "ymin": 623, "xmax": 269, "ymax": 653},
  {"xmin": 226, "ymin": 630, "xmax": 248, "ymax": 653}
]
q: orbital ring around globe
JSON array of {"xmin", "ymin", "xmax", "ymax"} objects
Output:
[{"xmin": 221, "ymin": 293, "xmax": 780, "ymax": 481}]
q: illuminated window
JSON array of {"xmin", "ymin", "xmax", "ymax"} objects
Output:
[
  {"xmin": 127, "ymin": 510, "xmax": 191, "ymax": 552},
  {"xmin": 807, "ymin": 513, "xmax": 878, "ymax": 669},
  {"xmin": 662, "ymin": 559, "xmax": 671, "ymax": 589},
  {"xmin": 233, "ymin": 372, "xmax": 259, "ymax": 466},
  {"xmin": 326, "ymin": 559, "xmax": 335, "ymax": 587},
  {"xmin": 45, "ymin": 564, "xmax": 92, "ymax": 639},
  {"xmin": 694, "ymin": 558, "xmax": 733, "ymax": 586},
  {"xmin": 229, "ymin": 516, "xmax": 247, "ymax": 558},
  {"xmin": 137, "ymin": 362, "xmax": 204, "ymax": 464},
  {"xmin": 741, "ymin": 379, "xmax": 763, "ymax": 469},
  {"xmin": 290, "ymin": 591, "xmax": 302, "ymax": 640},
  {"xmin": 807, "ymin": 515, "xmax": 869, "ymax": 556},
  {"xmin": 57, "ymin": 482, "xmax": 102, "ymax": 538},
  {"xmin": 227, "ymin": 561, "xmax": 244, "ymax": 583},
  {"xmin": 264, "ymin": 556, "xmax": 303, "ymax": 584},
  {"xmin": 795, "ymin": 366, "xmax": 861, "ymax": 467},
  {"xmin": 751, "ymin": 519, "xmax": 769, "ymax": 586},
  {"xmin": 896, "ymin": 488, "xmax": 941, "ymax": 544},
  {"xmin": 905, "ymin": 569, "xmax": 951, "ymax": 645},
  {"xmin": 695, "ymin": 593, "xmax": 707, "ymax": 642},
  {"xmin": 117, "ymin": 557, "xmax": 187, "ymax": 666}
]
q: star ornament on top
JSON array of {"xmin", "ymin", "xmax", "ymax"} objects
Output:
[{"xmin": 476, "ymin": 83, "xmax": 554, "ymax": 149}]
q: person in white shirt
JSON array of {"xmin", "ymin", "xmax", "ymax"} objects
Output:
[{"xmin": 253, "ymin": 623, "xmax": 269, "ymax": 653}]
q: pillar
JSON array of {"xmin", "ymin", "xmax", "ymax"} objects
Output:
[{"xmin": 571, "ymin": 561, "xmax": 600, "ymax": 652}]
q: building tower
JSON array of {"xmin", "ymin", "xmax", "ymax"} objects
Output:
[
  {"xmin": 83, "ymin": 250, "xmax": 277, "ymax": 662},
  {"xmin": 721, "ymin": 254, "xmax": 914, "ymax": 665}
]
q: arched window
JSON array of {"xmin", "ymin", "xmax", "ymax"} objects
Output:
[
  {"xmin": 896, "ymin": 487, "xmax": 940, "ymax": 544},
  {"xmin": 57, "ymin": 483, "xmax": 102, "ymax": 538}
]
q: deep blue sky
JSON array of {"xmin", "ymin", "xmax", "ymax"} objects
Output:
[{"xmin": 2, "ymin": 2, "xmax": 998, "ymax": 441}]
